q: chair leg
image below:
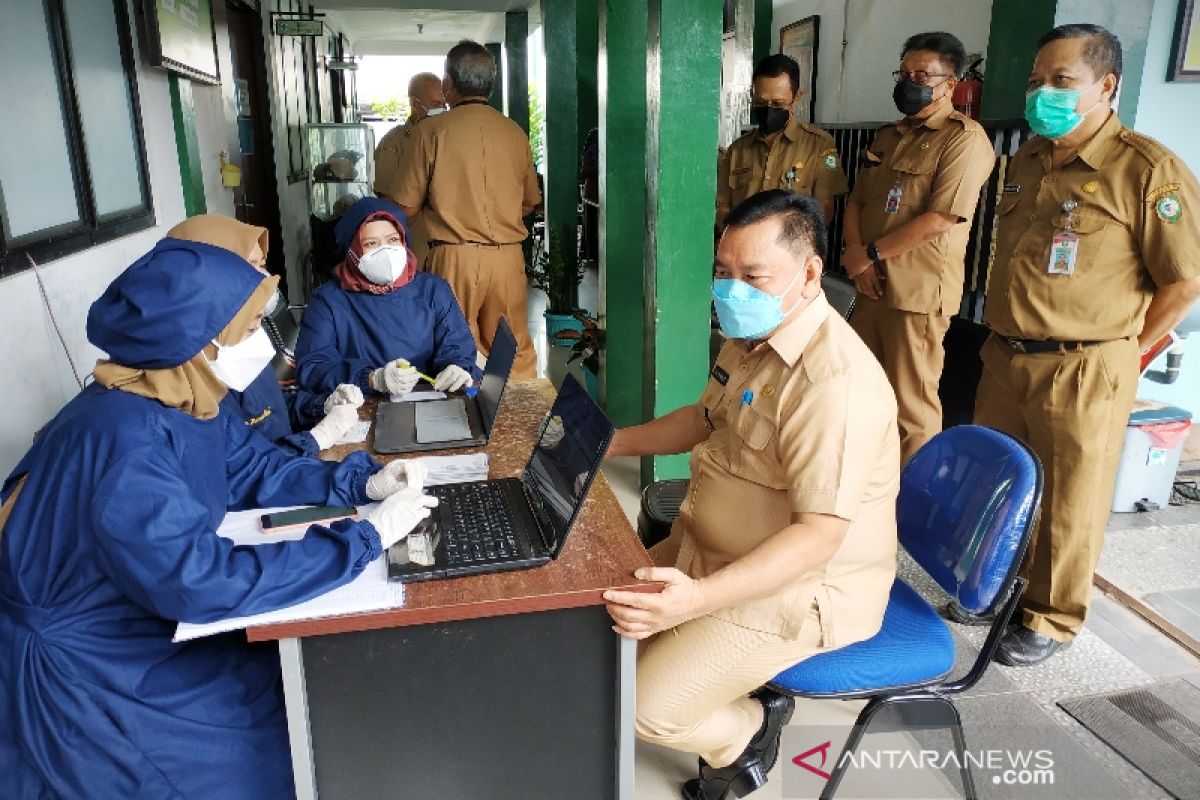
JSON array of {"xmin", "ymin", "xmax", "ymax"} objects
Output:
[
  {"xmin": 943, "ymin": 699, "xmax": 977, "ymax": 800},
  {"xmin": 819, "ymin": 696, "xmax": 888, "ymax": 800}
]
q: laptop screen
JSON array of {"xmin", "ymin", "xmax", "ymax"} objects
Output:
[
  {"xmin": 477, "ymin": 317, "xmax": 518, "ymax": 435},
  {"xmin": 522, "ymin": 374, "xmax": 614, "ymax": 558}
]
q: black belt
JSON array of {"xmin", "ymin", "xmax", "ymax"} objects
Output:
[
  {"xmin": 999, "ymin": 336, "xmax": 1103, "ymax": 354},
  {"xmin": 428, "ymin": 240, "xmax": 507, "ymax": 249}
]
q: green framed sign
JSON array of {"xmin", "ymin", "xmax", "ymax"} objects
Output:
[
  {"xmin": 141, "ymin": 0, "xmax": 220, "ymax": 84},
  {"xmin": 274, "ymin": 18, "xmax": 324, "ymax": 36}
]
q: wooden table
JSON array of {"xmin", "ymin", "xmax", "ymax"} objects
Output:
[{"xmin": 249, "ymin": 380, "xmax": 655, "ymax": 800}]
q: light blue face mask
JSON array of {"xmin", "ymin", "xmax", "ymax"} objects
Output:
[
  {"xmin": 712, "ymin": 269, "xmax": 803, "ymax": 340},
  {"xmin": 1024, "ymin": 80, "xmax": 1102, "ymax": 139}
]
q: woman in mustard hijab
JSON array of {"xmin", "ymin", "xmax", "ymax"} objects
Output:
[{"xmin": 0, "ymin": 237, "xmax": 436, "ymax": 799}]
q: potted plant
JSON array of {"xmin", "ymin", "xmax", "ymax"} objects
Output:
[
  {"xmin": 553, "ymin": 311, "xmax": 603, "ymax": 400},
  {"xmin": 527, "ymin": 223, "xmax": 586, "ymax": 345}
]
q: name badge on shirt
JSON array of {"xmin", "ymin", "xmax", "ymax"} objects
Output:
[
  {"xmin": 884, "ymin": 185, "xmax": 902, "ymax": 214},
  {"xmin": 1048, "ymin": 197, "xmax": 1079, "ymax": 276},
  {"xmin": 711, "ymin": 364, "xmax": 729, "ymax": 386}
]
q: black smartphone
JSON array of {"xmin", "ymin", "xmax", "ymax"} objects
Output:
[{"xmin": 259, "ymin": 505, "xmax": 357, "ymax": 533}]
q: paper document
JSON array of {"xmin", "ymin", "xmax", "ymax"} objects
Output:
[
  {"xmin": 335, "ymin": 420, "xmax": 371, "ymax": 445},
  {"xmin": 420, "ymin": 453, "xmax": 489, "ymax": 485},
  {"xmin": 415, "ymin": 399, "xmax": 471, "ymax": 443},
  {"xmin": 173, "ymin": 504, "xmax": 403, "ymax": 642},
  {"xmin": 390, "ymin": 390, "xmax": 448, "ymax": 403}
]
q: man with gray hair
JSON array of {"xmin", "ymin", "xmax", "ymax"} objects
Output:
[
  {"xmin": 387, "ymin": 40, "xmax": 541, "ymax": 377},
  {"xmin": 374, "ymin": 72, "xmax": 445, "ymax": 268}
]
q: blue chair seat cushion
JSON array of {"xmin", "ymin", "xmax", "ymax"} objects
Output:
[{"xmin": 770, "ymin": 580, "xmax": 955, "ymax": 697}]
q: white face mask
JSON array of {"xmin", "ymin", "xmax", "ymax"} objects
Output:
[
  {"xmin": 357, "ymin": 245, "xmax": 408, "ymax": 285},
  {"xmin": 206, "ymin": 328, "xmax": 276, "ymax": 391},
  {"xmin": 425, "ymin": 106, "xmax": 446, "ymax": 117},
  {"xmin": 264, "ymin": 289, "xmax": 284, "ymax": 317}
]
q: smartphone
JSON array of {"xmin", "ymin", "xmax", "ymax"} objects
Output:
[{"xmin": 259, "ymin": 505, "xmax": 358, "ymax": 533}]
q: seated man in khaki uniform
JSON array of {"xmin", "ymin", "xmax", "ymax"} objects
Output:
[
  {"xmin": 604, "ymin": 191, "xmax": 900, "ymax": 799},
  {"xmin": 387, "ymin": 40, "xmax": 541, "ymax": 378},
  {"xmin": 717, "ymin": 54, "xmax": 848, "ymax": 226},
  {"xmin": 841, "ymin": 31, "xmax": 995, "ymax": 463},
  {"xmin": 968, "ymin": 24, "xmax": 1200, "ymax": 665},
  {"xmin": 373, "ymin": 72, "xmax": 445, "ymax": 269}
]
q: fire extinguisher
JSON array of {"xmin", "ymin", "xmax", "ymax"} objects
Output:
[{"xmin": 953, "ymin": 58, "xmax": 985, "ymax": 120}]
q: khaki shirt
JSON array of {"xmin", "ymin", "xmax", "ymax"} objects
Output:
[
  {"xmin": 373, "ymin": 120, "xmax": 431, "ymax": 265},
  {"xmin": 718, "ymin": 118, "xmax": 848, "ymax": 212},
  {"xmin": 852, "ymin": 103, "xmax": 995, "ymax": 315},
  {"xmin": 385, "ymin": 102, "xmax": 541, "ymax": 246},
  {"xmin": 985, "ymin": 112, "xmax": 1200, "ymax": 340},
  {"xmin": 674, "ymin": 292, "xmax": 900, "ymax": 644}
]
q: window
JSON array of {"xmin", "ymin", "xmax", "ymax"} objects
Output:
[{"xmin": 0, "ymin": 0, "xmax": 153, "ymax": 276}]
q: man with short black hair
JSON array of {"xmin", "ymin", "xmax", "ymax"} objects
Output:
[
  {"xmin": 968, "ymin": 23, "xmax": 1200, "ymax": 666},
  {"xmin": 604, "ymin": 191, "xmax": 899, "ymax": 799},
  {"xmin": 842, "ymin": 30, "xmax": 995, "ymax": 463},
  {"xmin": 386, "ymin": 40, "xmax": 541, "ymax": 377},
  {"xmin": 717, "ymin": 54, "xmax": 848, "ymax": 226}
]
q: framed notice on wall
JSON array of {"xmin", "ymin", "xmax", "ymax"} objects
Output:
[
  {"xmin": 1169, "ymin": 0, "xmax": 1200, "ymax": 81},
  {"xmin": 141, "ymin": 0, "xmax": 220, "ymax": 84},
  {"xmin": 779, "ymin": 15, "xmax": 819, "ymax": 123}
]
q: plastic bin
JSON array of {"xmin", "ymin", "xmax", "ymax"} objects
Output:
[{"xmin": 1111, "ymin": 401, "xmax": 1193, "ymax": 512}]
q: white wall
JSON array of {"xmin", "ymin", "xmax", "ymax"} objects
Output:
[
  {"xmin": 192, "ymin": 0, "xmax": 242, "ymax": 218},
  {"xmin": 772, "ymin": 0, "xmax": 993, "ymax": 123}
]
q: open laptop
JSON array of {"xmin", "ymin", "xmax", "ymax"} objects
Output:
[
  {"xmin": 373, "ymin": 317, "xmax": 517, "ymax": 454},
  {"xmin": 388, "ymin": 374, "xmax": 614, "ymax": 582}
]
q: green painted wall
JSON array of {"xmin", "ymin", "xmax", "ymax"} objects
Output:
[
  {"xmin": 981, "ymin": 0, "xmax": 1058, "ymax": 119},
  {"xmin": 644, "ymin": 0, "xmax": 722, "ymax": 482},
  {"xmin": 577, "ymin": 0, "xmax": 599, "ymax": 150},
  {"xmin": 169, "ymin": 74, "xmax": 206, "ymax": 217},
  {"xmin": 505, "ymin": 11, "xmax": 530, "ymax": 134},
  {"xmin": 600, "ymin": 0, "xmax": 647, "ymax": 428},
  {"xmin": 485, "ymin": 42, "xmax": 505, "ymax": 113},
  {"xmin": 753, "ymin": 0, "xmax": 773, "ymax": 64}
]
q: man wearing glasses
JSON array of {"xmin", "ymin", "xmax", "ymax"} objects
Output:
[
  {"xmin": 841, "ymin": 31, "xmax": 995, "ymax": 463},
  {"xmin": 717, "ymin": 54, "xmax": 848, "ymax": 226}
]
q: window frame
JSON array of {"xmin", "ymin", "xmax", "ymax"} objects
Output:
[{"xmin": 0, "ymin": 0, "xmax": 154, "ymax": 278}]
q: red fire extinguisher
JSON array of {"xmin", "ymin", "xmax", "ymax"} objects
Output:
[{"xmin": 953, "ymin": 58, "xmax": 985, "ymax": 120}]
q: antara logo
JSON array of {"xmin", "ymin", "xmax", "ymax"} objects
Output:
[{"xmin": 792, "ymin": 740, "xmax": 834, "ymax": 781}]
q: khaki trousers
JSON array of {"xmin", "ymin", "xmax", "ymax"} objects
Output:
[
  {"xmin": 850, "ymin": 297, "xmax": 951, "ymax": 463},
  {"xmin": 426, "ymin": 243, "xmax": 537, "ymax": 378},
  {"xmin": 635, "ymin": 538, "xmax": 825, "ymax": 768},
  {"xmin": 973, "ymin": 335, "xmax": 1139, "ymax": 642}
]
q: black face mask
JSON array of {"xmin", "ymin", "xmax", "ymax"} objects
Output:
[
  {"xmin": 893, "ymin": 79, "xmax": 934, "ymax": 116},
  {"xmin": 751, "ymin": 106, "xmax": 790, "ymax": 134}
]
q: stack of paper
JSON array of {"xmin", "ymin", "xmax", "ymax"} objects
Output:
[
  {"xmin": 421, "ymin": 453, "xmax": 489, "ymax": 485},
  {"xmin": 390, "ymin": 389, "xmax": 448, "ymax": 403}
]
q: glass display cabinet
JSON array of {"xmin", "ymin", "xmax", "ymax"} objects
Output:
[{"xmin": 306, "ymin": 123, "xmax": 374, "ymax": 221}]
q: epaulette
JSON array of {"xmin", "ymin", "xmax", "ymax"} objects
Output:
[{"xmin": 1118, "ymin": 129, "xmax": 1173, "ymax": 167}]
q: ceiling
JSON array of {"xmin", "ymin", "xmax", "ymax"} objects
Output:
[{"xmin": 314, "ymin": 1, "xmax": 542, "ymax": 57}]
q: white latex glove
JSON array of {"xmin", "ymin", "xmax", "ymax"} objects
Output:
[
  {"xmin": 309, "ymin": 404, "xmax": 360, "ymax": 450},
  {"xmin": 366, "ymin": 458, "xmax": 428, "ymax": 501},
  {"xmin": 432, "ymin": 364, "xmax": 472, "ymax": 392},
  {"xmin": 540, "ymin": 414, "xmax": 566, "ymax": 448},
  {"xmin": 323, "ymin": 383, "xmax": 364, "ymax": 414},
  {"xmin": 367, "ymin": 487, "xmax": 439, "ymax": 550},
  {"xmin": 370, "ymin": 359, "xmax": 419, "ymax": 395}
]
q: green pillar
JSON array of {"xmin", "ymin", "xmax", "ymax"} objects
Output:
[
  {"xmin": 599, "ymin": 0, "xmax": 647, "ymax": 428},
  {"xmin": 485, "ymin": 42, "xmax": 505, "ymax": 113},
  {"xmin": 644, "ymin": 0, "xmax": 722, "ymax": 482},
  {"xmin": 981, "ymin": 0, "xmax": 1058, "ymax": 119},
  {"xmin": 505, "ymin": 11, "xmax": 529, "ymax": 134},
  {"xmin": 169, "ymin": 74, "xmax": 206, "ymax": 217},
  {"xmin": 577, "ymin": 2, "xmax": 599, "ymax": 150},
  {"xmin": 752, "ymin": 0, "xmax": 773, "ymax": 64}
]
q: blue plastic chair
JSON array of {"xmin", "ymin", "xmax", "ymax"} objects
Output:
[{"xmin": 768, "ymin": 425, "xmax": 1042, "ymax": 800}]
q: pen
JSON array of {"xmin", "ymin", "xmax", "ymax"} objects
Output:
[{"xmin": 397, "ymin": 360, "xmax": 478, "ymax": 397}]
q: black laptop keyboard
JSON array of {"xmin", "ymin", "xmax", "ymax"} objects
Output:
[{"xmin": 433, "ymin": 482, "xmax": 522, "ymax": 565}]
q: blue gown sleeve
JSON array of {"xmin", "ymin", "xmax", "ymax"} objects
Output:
[
  {"xmin": 273, "ymin": 430, "xmax": 321, "ymax": 458},
  {"xmin": 90, "ymin": 445, "xmax": 384, "ymax": 624},
  {"xmin": 429, "ymin": 279, "xmax": 483, "ymax": 379},
  {"xmin": 295, "ymin": 290, "xmax": 376, "ymax": 394}
]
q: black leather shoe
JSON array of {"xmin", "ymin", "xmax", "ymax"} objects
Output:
[
  {"xmin": 680, "ymin": 750, "xmax": 767, "ymax": 800},
  {"xmin": 941, "ymin": 600, "xmax": 996, "ymax": 626},
  {"xmin": 748, "ymin": 687, "xmax": 795, "ymax": 772},
  {"xmin": 994, "ymin": 626, "xmax": 1069, "ymax": 666}
]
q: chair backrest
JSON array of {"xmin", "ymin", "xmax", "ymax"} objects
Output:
[
  {"xmin": 262, "ymin": 304, "xmax": 305, "ymax": 384},
  {"xmin": 821, "ymin": 274, "xmax": 857, "ymax": 320},
  {"xmin": 898, "ymin": 425, "xmax": 1042, "ymax": 616}
]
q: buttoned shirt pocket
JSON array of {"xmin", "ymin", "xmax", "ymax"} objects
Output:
[
  {"xmin": 995, "ymin": 192, "xmax": 1021, "ymax": 218},
  {"xmin": 889, "ymin": 151, "xmax": 936, "ymax": 210},
  {"xmin": 1047, "ymin": 208, "xmax": 1117, "ymax": 276},
  {"xmin": 731, "ymin": 167, "xmax": 753, "ymax": 190},
  {"xmin": 733, "ymin": 403, "xmax": 784, "ymax": 488}
]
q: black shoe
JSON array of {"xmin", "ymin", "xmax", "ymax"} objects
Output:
[
  {"xmin": 748, "ymin": 687, "xmax": 795, "ymax": 772},
  {"xmin": 994, "ymin": 626, "xmax": 1069, "ymax": 666},
  {"xmin": 941, "ymin": 600, "xmax": 996, "ymax": 626},
  {"xmin": 680, "ymin": 751, "xmax": 767, "ymax": 800}
]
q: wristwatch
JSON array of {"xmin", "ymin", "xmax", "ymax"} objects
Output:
[{"xmin": 865, "ymin": 242, "xmax": 883, "ymax": 264}]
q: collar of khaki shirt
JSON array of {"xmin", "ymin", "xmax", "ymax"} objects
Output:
[
  {"xmin": 896, "ymin": 100, "xmax": 955, "ymax": 134},
  {"xmin": 741, "ymin": 289, "xmax": 831, "ymax": 367},
  {"xmin": 1029, "ymin": 110, "xmax": 1123, "ymax": 172},
  {"xmin": 754, "ymin": 115, "xmax": 805, "ymax": 146}
]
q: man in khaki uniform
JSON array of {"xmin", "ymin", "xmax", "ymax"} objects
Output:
[
  {"xmin": 604, "ymin": 192, "xmax": 899, "ymax": 799},
  {"xmin": 373, "ymin": 72, "xmax": 445, "ymax": 269},
  {"xmin": 969, "ymin": 24, "xmax": 1200, "ymax": 666},
  {"xmin": 717, "ymin": 54, "xmax": 848, "ymax": 226},
  {"xmin": 842, "ymin": 31, "xmax": 995, "ymax": 463},
  {"xmin": 386, "ymin": 40, "xmax": 541, "ymax": 378}
]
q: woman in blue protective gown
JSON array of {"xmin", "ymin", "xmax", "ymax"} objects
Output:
[
  {"xmin": 0, "ymin": 238, "xmax": 436, "ymax": 799},
  {"xmin": 295, "ymin": 196, "xmax": 480, "ymax": 399},
  {"xmin": 168, "ymin": 214, "xmax": 364, "ymax": 457}
]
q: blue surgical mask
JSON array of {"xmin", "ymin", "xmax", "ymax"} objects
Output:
[
  {"xmin": 1024, "ymin": 80, "xmax": 1102, "ymax": 139},
  {"xmin": 712, "ymin": 269, "xmax": 803, "ymax": 340}
]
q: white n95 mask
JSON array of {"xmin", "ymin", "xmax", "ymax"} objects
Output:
[
  {"xmin": 206, "ymin": 328, "xmax": 276, "ymax": 391},
  {"xmin": 357, "ymin": 245, "xmax": 408, "ymax": 285}
]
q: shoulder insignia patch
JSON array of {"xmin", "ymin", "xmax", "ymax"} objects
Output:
[
  {"xmin": 1146, "ymin": 183, "xmax": 1182, "ymax": 203},
  {"xmin": 1155, "ymin": 193, "xmax": 1183, "ymax": 223},
  {"xmin": 818, "ymin": 148, "xmax": 839, "ymax": 170}
]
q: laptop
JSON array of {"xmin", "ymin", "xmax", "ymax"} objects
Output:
[
  {"xmin": 373, "ymin": 317, "xmax": 517, "ymax": 454},
  {"xmin": 387, "ymin": 374, "xmax": 614, "ymax": 582}
]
